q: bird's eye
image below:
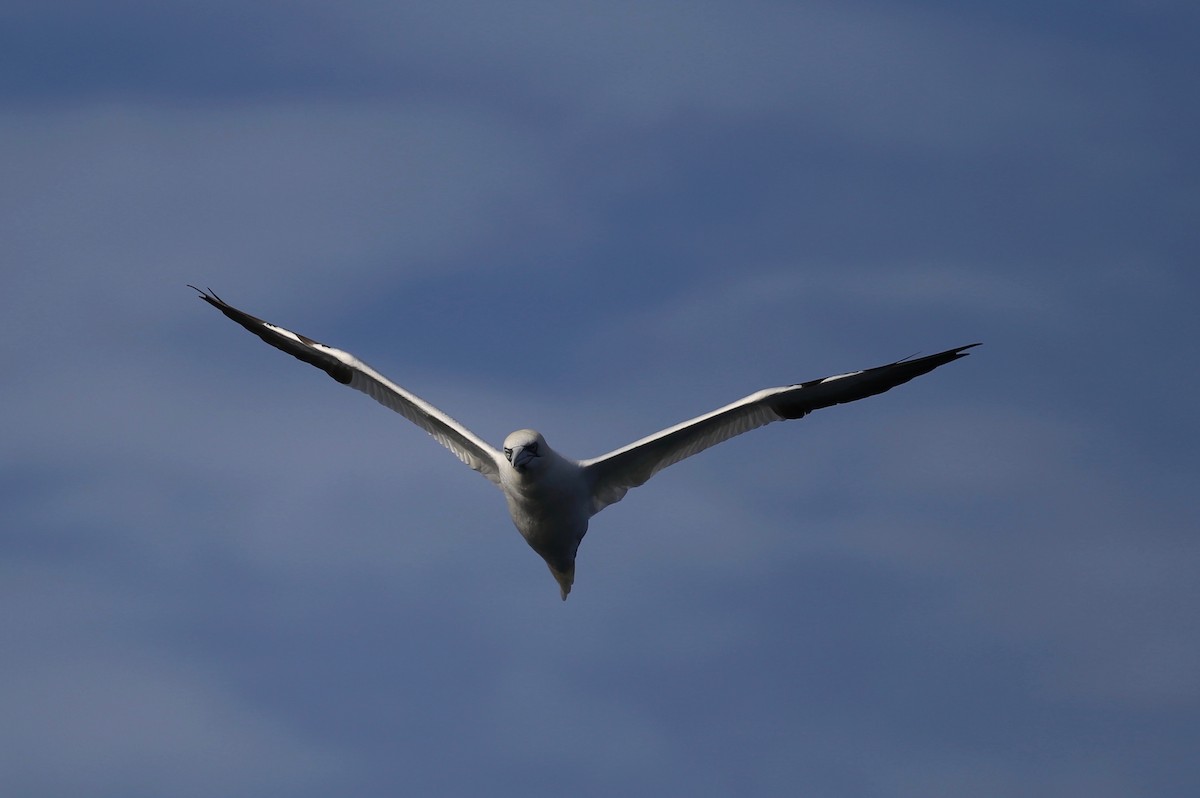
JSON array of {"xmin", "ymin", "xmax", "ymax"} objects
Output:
[{"xmin": 528, "ymin": 442, "xmax": 539, "ymax": 455}]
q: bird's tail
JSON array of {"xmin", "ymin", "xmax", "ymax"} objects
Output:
[{"xmin": 550, "ymin": 563, "xmax": 575, "ymax": 601}]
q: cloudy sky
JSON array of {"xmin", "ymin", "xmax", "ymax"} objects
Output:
[{"xmin": 3, "ymin": 1, "xmax": 1197, "ymax": 795}]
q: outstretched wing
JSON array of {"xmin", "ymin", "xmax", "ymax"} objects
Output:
[
  {"xmin": 580, "ymin": 344, "xmax": 978, "ymax": 514},
  {"xmin": 191, "ymin": 287, "xmax": 505, "ymax": 487}
]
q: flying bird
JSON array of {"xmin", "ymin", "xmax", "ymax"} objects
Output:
[{"xmin": 190, "ymin": 287, "xmax": 977, "ymax": 600}]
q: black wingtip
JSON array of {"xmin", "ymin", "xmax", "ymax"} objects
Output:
[
  {"xmin": 188, "ymin": 285, "xmax": 226, "ymax": 307},
  {"xmin": 900, "ymin": 342, "xmax": 981, "ymax": 363},
  {"xmin": 953, "ymin": 342, "xmax": 982, "ymax": 360},
  {"xmin": 774, "ymin": 341, "xmax": 981, "ymax": 418},
  {"xmin": 190, "ymin": 286, "xmax": 357, "ymax": 386},
  {"xmin": 903, "ymin": 342, "xmax": 981, "ymax": 373},
  {"xmin": 946, "ymin": 342, "xmax": 981, "ymax": 361}
]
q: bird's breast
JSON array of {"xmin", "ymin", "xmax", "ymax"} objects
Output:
[{"xmin": 502, "ymin": 465, "xmax": 591, "ymax": 551}]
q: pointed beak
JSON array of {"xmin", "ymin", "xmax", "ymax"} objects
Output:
[{"xmin": 512, "ymin": 446, "xmax": 535, "ymax": 472}]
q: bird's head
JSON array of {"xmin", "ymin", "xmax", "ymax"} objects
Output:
[{"xmin": 503, "ymin": 429, "xmax": 547, "ymax": 475}]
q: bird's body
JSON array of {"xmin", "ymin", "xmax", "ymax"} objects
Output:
[
  {"xmin": 500, "ymin": 429, "xmax": 590, "ymax": 597},
  {"xmin": 190, "ymin": 287, "xmax": 977, "ymax": 599}
]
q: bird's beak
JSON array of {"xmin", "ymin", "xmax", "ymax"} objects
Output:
[{"xmin": 512, "ymin": 446, "xmax": 535, "ymax": 472}]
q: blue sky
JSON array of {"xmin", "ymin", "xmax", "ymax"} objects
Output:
[{"xmin": 3, "ymin": 1, "xmax": 1197, "ymax": 795}]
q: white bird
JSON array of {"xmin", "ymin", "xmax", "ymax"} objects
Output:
[{"xmin": 191, "ymin": 287, "xmax": 978, "ymax": 600}]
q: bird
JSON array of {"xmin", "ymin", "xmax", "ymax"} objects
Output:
[{"xmin": 190, "ymin": 287, "xmax": 977, "ymax": 600}]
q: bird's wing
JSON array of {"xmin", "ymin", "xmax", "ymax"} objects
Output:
[
  {"xmin": 191, "ymin": 287, "xmax": 505, "ymax": 487},
  {"xmin": 580, "ymin": 343, "xmax": 978, "ymax": 514}
]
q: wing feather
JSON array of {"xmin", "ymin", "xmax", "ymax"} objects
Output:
[
  {"xmin": 581, "ymin": 344, "xmax": 978, "ymax": 514},
  {"xmin": 191, "ymin": 287, "xmax": 504, "ymax": 486}
]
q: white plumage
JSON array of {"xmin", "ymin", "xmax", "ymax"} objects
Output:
[{"xmin": 191, "ymin": 287, "xmax": 977, "ymax": 599}]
